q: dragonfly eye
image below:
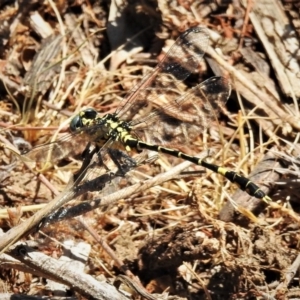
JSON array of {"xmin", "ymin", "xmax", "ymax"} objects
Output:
[
  {"xmin": 70, "ymin": 115, "xmax": 83, "ymax": 132},
  {"xmin": 83, "ymin": 108, "xmax": 97, "ymax": 120}
]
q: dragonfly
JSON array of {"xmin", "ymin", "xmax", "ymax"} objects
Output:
[
  {"xmin": 0, "ymin": 26, "xmax": 272, "ymax": 253},
  {"xmin": 24, "ymin": 26, "xmax": 271, "ymax": 205}
]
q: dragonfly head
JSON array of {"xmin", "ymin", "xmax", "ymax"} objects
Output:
[{"xmin": 70, "ymin": 108, "xmax": 98, "ymax": 132}]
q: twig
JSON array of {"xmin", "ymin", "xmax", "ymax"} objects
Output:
[{"xmin": 6, "ymin": 243, "xmax": 128, "ymax": 300}]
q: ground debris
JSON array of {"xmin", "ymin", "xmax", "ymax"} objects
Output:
[{"xmin": 0, "ymin": 0, "xmax": 300, "ymax": 299}]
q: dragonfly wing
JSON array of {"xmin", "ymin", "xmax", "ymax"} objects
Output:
[
  {"xmin": 43, "ymin": 146, "xmax": 139, "ymax": 225},
  {"xmin": 22, "ymin": 132, "xmax": 90, "ymax": 164},
  {"xmin": 114, "ymin": 27, "xmax": 209, "ymax": 121},
  {"xmin": 131, "ymin": 76, "xmax": 231, "ymax": 145},
  {"xmin": 173, "ymin": 76, "xmax": 231, "ymax": 126}
]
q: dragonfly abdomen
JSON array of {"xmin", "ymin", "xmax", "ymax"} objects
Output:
[{"xmin": 122, "ymin": 137, "xmax": 269, "ymax": 201}]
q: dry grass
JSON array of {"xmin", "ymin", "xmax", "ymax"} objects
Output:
[{"xmin": 0, "ymin": 0, "xmax": 299, "ymax": 299}]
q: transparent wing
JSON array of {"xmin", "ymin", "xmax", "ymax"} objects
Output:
[
  {"xmin": 18, "ymin": 27, "xmax": 227, "ymax": 224},
  {"xmin": 22, "ymin": 120, "xmax": 118, "ymax": 165},
  {"xmin": 22, "ymin": 131, "xmax": 90, "ymax": 164},
  {"xmin": 22, "ymin": 27, "xmax": 211, "ymax": 165},
  {"xmin": 131, "ymin": 76, "xmax": 231, "ymax": 145},
  {"xmin": 41, "ymin": 146, "xmax": 139, "ymax": 223},
  {"xmin": 114, "ymin": 27, "xmax": 209, "ymax": 121}
]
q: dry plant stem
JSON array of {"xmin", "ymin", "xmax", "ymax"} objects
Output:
[
  {"xmin": 259, "ymin": 293, "xmax": 276, "ymax": 300},
  {"xmin": 0, "ymin": 189, "xmax": 72, "ymax": 254},
  {"xmin": 0, "ymin": 294, "xmax": 52, "ymax": 300},
  {"xmin": 6, "ymin": 244, "xmax": 128, "ymax": 300},
  {"xmin": 238, "ymin": 0, "xmax": 254, "ymax": 50},
  {"xmin": 0, "ymin": 252, "xmax": 51, "ymax": 278},
  {"xmin": 29, "ymin": 11, "xmax": 54, "ymax": 38},
  {"xmin": 219, "ymin": 147, "xmax": 280, "ymax": 225},
  {"xmin": 240, "ymin": 0, "xmax": 300, "ymax": 100},
  {"xmin": 62, "ymin": 159, "xmax": 195, "ymax": 220},
  {"xmin": 95, "ymin": 160, "xmax": 193, "ymax": 208},
  {"xmin": 80, "ymin": 220, "xmax": 160, "ymax": 299},
  {"xmin": 0, "ymin": 159, "xmax": 193, "ymax": 254},
  {"xmin": 78, "ymin": 217, "xmax": 135, "ymax": 278},
  {"xmin": 237, "ymin": 110, "xmax": 247, "ymax": 174},
  {"xmin": 0, "ymin": 135, "xmax": 60, "ymax": 196},
  {"xmin": 64, "ymin": 13, "xmax": 96, "ymax": 68},
  {"xmin": 114, "ymin": 275, "xmax": 159, "ymax": 300},
  {"xmin": 205, "ymin": 45, "xmax": 300, "ymax": 132},
  {"xmin": 273, "ymin": 253, "xmax": 300, "ymax": 297},
  {"xmin": 37, "ymin": 173, "xmax": 60, "ymax": 196},
  {"xmin": 182, "ymin": 262, "xmax": 212, "ymax": 300}
]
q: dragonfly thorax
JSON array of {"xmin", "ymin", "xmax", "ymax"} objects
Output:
[{"xmin": 99, "ymin": 114, "xmax": 132, "ymax": 141}]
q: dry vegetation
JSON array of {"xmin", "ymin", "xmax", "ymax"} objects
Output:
[{"xmin": 0, "ymin": 0, "xmax": 300, "ymax": 299}]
